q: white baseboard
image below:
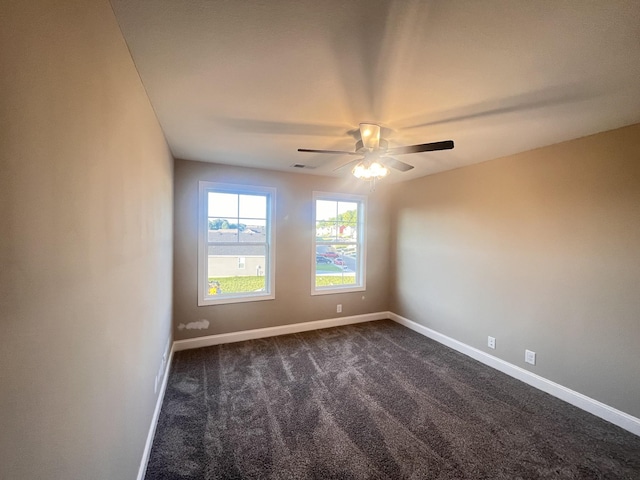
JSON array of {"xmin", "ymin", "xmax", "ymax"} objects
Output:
[
  {"xmin": 388, "ymin": 312, "xmax": 640, "ymax": 437},
  {"xmin": 137, "ymin": 340, "xmax": 175, "ymax": 480},
  {"xmin": 173, "ymin": 312, "xmax": 388, "ymax": 352}
]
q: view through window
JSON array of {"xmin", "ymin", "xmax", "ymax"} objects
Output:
[
  {"xmin": 313, "ymin": 192, "xmax": 365, "ymax": 294},
  {"xmin": 198, "ymin": 182, "xmax": 275, "ymax": 305}
]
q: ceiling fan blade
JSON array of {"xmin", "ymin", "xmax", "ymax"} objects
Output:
[
  {"xmin": 298, "ymin": 148, "xmax": 361, "ymax": 156},
  {"xmin": 381, "ymin": 156, "xmax": 414, "ymax": 172},
  {"xmin": 396, "ymin": 83, "xmax": 598, "ymax": 131},
  {"xmin": 388, "ymin": 140, "xmax": 454, "ymax": 155},
  {"xmin": 333, "ymin": 158, "xmax": 362, "ymax": 172}
]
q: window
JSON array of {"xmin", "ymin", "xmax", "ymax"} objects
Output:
[
  {"xmin": 312, "ymin": 192, "xmax": 366, "ymax": 294},
  {"xmin": 198, "ymin": 182, "xmax": 275, "ymax": 306}
]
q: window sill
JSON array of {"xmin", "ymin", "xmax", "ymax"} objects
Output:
[
  {"xmin": 198, "ymin": 293, "xmax": 275, "ymax": 306},
  {"xmin": 311, "ymin": 286, "xmax": 366, "ymax": 296}
]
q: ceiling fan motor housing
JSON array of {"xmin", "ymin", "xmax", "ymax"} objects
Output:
[{"xmin": 356, "ymin": 138, "xmax": 388, "ymax": 154}]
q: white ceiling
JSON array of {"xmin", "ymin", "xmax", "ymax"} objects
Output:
[{"xmin": 110, "ymin": 0, "xmax": 640, "ymax": 182}]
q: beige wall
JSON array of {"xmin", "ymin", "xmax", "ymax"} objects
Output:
[
  {"xmin": 390, "ymin": 124, "xmax": 640, "ymax": 418},
  {"xmin": 173, "ymin": 160, "xmax": 391, "ymax": 340},
  {"xmin": 0, "ymin": 2, "xmax": 173, "ymax": 479}
]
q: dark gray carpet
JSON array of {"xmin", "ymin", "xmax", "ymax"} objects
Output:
[{"xmin": 145, "ymin": 320, "xmax": 640, "ymax": 479}]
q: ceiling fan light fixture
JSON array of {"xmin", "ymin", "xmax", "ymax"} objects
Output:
[
  {"xmin": 352, "ymin": 160, "xmax": 389, "ymax": 180},
  {"xmin": 359, "ymin": 123, "xmax": 380, "ymax": 150},
  {"xmin": 352, "ymin": 162, "xmax": 368, "ymax": 179},
  {"xmin": 369, "ymin": 160, "xmax": 389, "ymax": 178}
]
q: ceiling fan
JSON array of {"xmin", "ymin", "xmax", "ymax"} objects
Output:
[{"xmin": 298, "ymin": 123, "xmax": 454, "ymax": 180}]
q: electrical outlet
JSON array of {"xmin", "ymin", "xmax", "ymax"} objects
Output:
[
  {"xmin": 488, "ymin": 336, "xmax": 496, "ymax": 349},
  {"xmin": 337, "ymin": 304, "xmax": 342, "ymax": 313},
  {"xmin": 525, "ymin": 349, "xmax": 536, "ymax": 365}
]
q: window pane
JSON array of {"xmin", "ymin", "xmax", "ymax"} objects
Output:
[
  {"xmin": 315, "ymin": 274, "xmax": 357, "ymax": 288},
  {"xmin": 337, "ymin": 222, "xmax": 358, "ymax": 240},
  {"xmin": 315, "ymin": 200, "xmax": 359, "ymax": 242},
  {"xmin": 239, "ymin": 219, "xmax": 267, "ymax": 242},
  {"xmin": 239, "ymin": 194, "xmax": 266, "ymax": 219},
  {"xmin": 316, "ymin": 220, "xmax": 337, "ymax": 241},
  {"xmin": 207, "ymin": 244, "xmax": 266, "ymax": 295},
  {"xmin": 208, "ymin": 218, "xmax": 239, "ymax": 242},
  {"xmin": 208, "ymin": 192, "xmax": 238, "ymax": 217},
  {"xmin": 315, "ymin": 200, "xmax": 337, "ymax": 221},
  {"xmin": 337, "ymin": 202, "xmax": 358, "ymax": 240},
  {"xmin": 315, "ymin": 246, "xmax": 358, "ymax": 287},
  {"xmin": 337, "ymin": 201, "xmax": 358, "ymax": 219}
]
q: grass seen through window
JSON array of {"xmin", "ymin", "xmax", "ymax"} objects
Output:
[
  {"xmin": 208, "ymin": 273, "xmax": 357, "ymax": 293},
  {"xmin": 207, "ymin": 276, "xmax": 265, "ymax": 295}
]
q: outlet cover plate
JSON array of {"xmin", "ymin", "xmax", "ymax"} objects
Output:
[
  {"xmin": 525, "ymin": 349, "xmax": 536, "ymax": 365},
  {"xmin": 488, "ymin": 336, "xmax": 496, "ymax": 349}
]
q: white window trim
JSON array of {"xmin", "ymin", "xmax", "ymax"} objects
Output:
[
  {"xmin": 198, "ymin": 181, "xmax": 276, "ymax": 306},
  {"xmin": 311, "ymin": 191, "xmax": 367, "ymax": 296}
]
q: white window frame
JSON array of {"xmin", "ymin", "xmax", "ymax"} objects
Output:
[
  {"xmin": 198, "ymin": 182, "xmax": 276, "ymax": 306},
  {"xmin": 311, "ymin": 191, "xmax": 366, "ymax": 295}
]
